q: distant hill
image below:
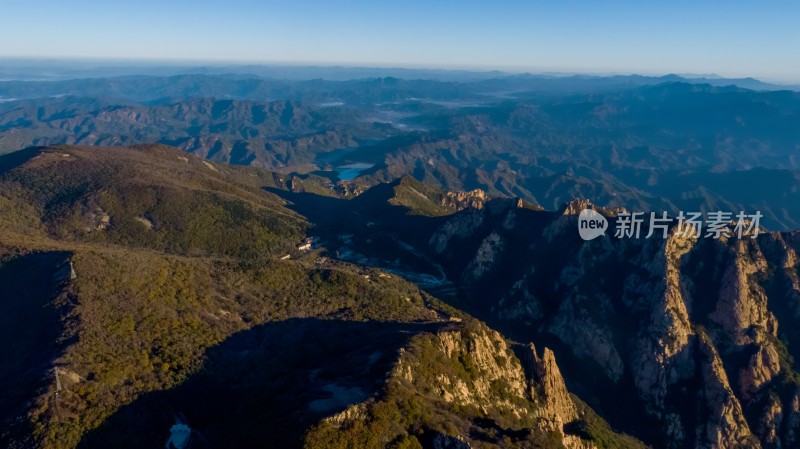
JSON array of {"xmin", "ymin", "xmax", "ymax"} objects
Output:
[
  {"xmin": 3, "ymin": 77, "xmax": 800, "ymax": 230},
  {"xmin": 0, "ymin": 144, "xmax": 304, "ymax": 258}
]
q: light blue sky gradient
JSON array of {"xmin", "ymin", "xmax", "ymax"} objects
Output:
[{"xmin": 2, "ymin": 0, "xmax": 799, "ymax": 81}]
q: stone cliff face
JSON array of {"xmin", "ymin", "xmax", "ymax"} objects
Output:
[
  {"xmin": 394, "ymin": 324, "xmax": 602, "ymax": 449},
  {"xmin": 460, "ymin": 232, "xmax": 504, "ymax": 284},
  {"xmin": 441, "ymin": 189, "xmax": 487, "ymax": 211},
  {"xmin": 522, "ymin": 344, "xmax": 599, "ymax": 449},
  {"xmin": 786, "ymin": 389, "xmax": 800, "ymax": 447},
  {"xmin": 627, "ymin": 230, "xmax": 697, "ymax": 447},
  {"xmin": 429, "ymin": 208, "xmax": 486, "ymax": 254},
  {"xmin": 525, "ymin": 344, "xmax": 578, "ymax": 422},
  {"xmin": 710, "ymin": 239, "xmax": 777, "ymax": 347},
  {"xmin": 423, "ymin": 328, "xmax": 529, "ymax": 418},
  {"xmin": 423, "ymin": 202, "xmax": 800, "ymax": 449},
  {"xmin": 319, "ymin": 321, "xmax": 617, "ymax": 448},
  {"xmin": 695, "ymin": 332, "xmax": 760, "ymax": 449}
]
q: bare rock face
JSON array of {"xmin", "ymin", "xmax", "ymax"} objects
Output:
[
  {"xmin": 549, "ymin": 294, "xmax": 625, "ymax": 382},
  {"xmin": 547, "ymin": 234, "xmax": 624, "ymax": 385},
  {"xmin": 775, "ymin": 233, "xmax": 800, "ymax": 271},
  {"xmin": 786, "ymin": 389, "xmax": 800, "ymax": 448},
  {"xmin": 630, "ymin": 230, "xmax": 697, "ymax": 419},
  {"xmin": 429, "ymin": 208, "xmax": 485, "ymax": 254},
  {"xmin": 323, "ymin": 401, "xmax": 370, "ymax": 427},
  {"xmin": 496, "ymin": 274, "xmax": 544, "ymax": 324},
  {"xmin": 545, "ymin": 198, "xmax": 619, "ymax": 239},
  {"xmin": 696, "ymin": 333, "xmax": 761, "ymax": 449},
  {"xmin": 431, "ymin": 328, "xmax": 529, "ymax": 417},
  {"xmin": 460, "ymin": 232, "xmax": 504, "ymax": 284},
  {"xmin": 81, "ymin": 204, "xmax": 111, "ymax": 232},
  {"xmin": 387, "ymin": 327, "xmax": 531, "ymax": 447},
  {"xmin": 384, "ymin": 324, "xmax": 606, "ymax": 449},
  {"xmin": 542, "ymin": 198, "xmax": 595, "ymax": 240},
  {"xmin": 739, "ymin": 345, "xmax": 781, "ymax": 402},
  {"xmin": 524, "ymin": 343, "xmax": 578, "ymax": 423},
  {"xmin": 441, "ymin": 189, "xmax": 486, "ymax": 211},
  {"xmin": 710, "ymin": 239, "xmax": 778, "ymax": 347},
  {"xmin": 755, "ymin": 394, "xmax": 783, "ymax": 449},
  {"xmin": 522, "ymin": 344, "xmax": 599, "ymax": 449},
  {"xmin": 762, "ymin": 234, "xmax": 800, "ymax": 312},
  {"xmin": 561, "ymin": 198, "xmax": 596, "ymax": 216},
  {"xmin": 418, "ymin": 203, "xmax": 800, "ymax": 449},
  {"xmin": 707, "ymin": 239, "xmax": 782, "ymax": 423}
]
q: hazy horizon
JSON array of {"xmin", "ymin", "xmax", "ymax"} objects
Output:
[
  {"xmin": 2, "ymin": 1, "xmax": 799, "ymax": 83},
  {"xmin": 1, "ymin": 57, "xmax": 798, "ymax": 87}
]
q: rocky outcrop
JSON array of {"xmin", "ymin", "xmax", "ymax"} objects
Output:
[
  {"xmin": 297, "ymin": 290, "xmax": 660, "ymax": 449},
  {"xmin": 754, "ymin": 394, "xmax": 783, "ymax": 449},
  {"xmin": 441, "ymin": 189, "xmax": 486, "ymax": 211},
  {"xmin": 522, "ymin": 343, "xmax": 599, "ymax": 449},
  {"xmin": 496, "ymin": 274, "xmax": 544, "ymax": 324},
  {"xmin": 696, "ymin": 333, "xmax": 761, "ymax": 449},
  {"xmin": 549, "ymin": 293, "xmax": 625, "ymax": 382},
  {"xmin": 524, "ymin": 343, "xmax": 578, "ymax": 423},
  {"xmin": 460, "ymin": 232, "xmax": 504, "ymax": 284},
  {"xmin": 628, "ymin": 229, "xmax": 697, "ymax": 446},
  {"xmin": 399, "ymin": 201, "xmax": 800, "ymax": 449},
  {"xmin": 548, "ymin": 236, "xmax": 625, "ymax": 382},
  {"xmin": 710, "ymin": 239, "xmax": 778, "ymax": 347},
  {"xmin": 739, "ymin": 345, "xmax": 781, "ymax": 402},
  {"xmin": 322, "ymin": 400, "xmax": 370, "ymax": 427},
  {"xmin": 561, "ymin": 199, "xmax": 596, "ymax": 216},
  {"xmin": 707, "ymin": 238, "xmax": 783, "ymax": 432},
  {"xmin": 543, "ymin": 199, "xmax": 616, "ymax": 241},
  {"xmin": 429, "ymin": 327, "xmax": 529, "ymax": 417},
  {"xmin": 82, "ymin": 206, "xmax": 111, "ymax": 232},
  {"xmin": 429, "ymin": 208, "xmax": 485, "ymax": 254},
  {"xmin": 785, "ymin": 389, "xmax": 800, "ymax": 448}
]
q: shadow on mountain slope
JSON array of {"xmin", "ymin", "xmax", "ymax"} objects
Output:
[
  {"xmin": 0, "ymin": 250, "xmax": 74, "ymax": 447},
  {"xmin": 265, "ymin": 187, "xmax": 352, "ymax": 229},
  {"xmin": 0, "ymin": 147, "xmax": 43, "ymax": 175},
  {"xmin": 77, "ymin": 318, "xmax": 450, "ymax": 449},
  {"xmin": 265, "ymin": 181, "xmax": 447, "ymax": 232}
]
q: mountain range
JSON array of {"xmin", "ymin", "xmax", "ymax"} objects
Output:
[
  {"xmin": 2, "ymin": 75, "xmax": 800, "ymax": 230},
  {"xmin": 1, "ymin": 144, "xmax": 650, "ymax": 449},
  {"xmin": 2, "ymin": 144, "xmax": 800, "ymax": 448},
  {"xmin": 1, "ymin": 70, "xmax": 800, "ymax": 449}
]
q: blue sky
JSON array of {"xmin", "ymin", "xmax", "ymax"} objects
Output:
[{"xmin": 2, "ymin": 0, "xmax": 799, "ymax": 82}]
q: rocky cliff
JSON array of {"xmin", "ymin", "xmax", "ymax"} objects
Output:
[
  {"xmin": 306, "ymin": 320, "xmax": 644, "ymax": 449},
  {"xmin": 417, "ymin": 199, "xmax": 800, "ymax": 449}
]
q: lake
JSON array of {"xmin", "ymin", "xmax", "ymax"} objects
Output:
[{"xmin": 336, "ymin": 163, "xmax": 374, "ymax": 181}]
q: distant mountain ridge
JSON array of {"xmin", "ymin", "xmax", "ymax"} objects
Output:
[
  {"xmin": 0, "ymin": 72, "xmax": 796, "ymax": 103},
  {"xmin": 2, "ymin": 76, "xmax": 800, "ymax": 231},
  {"xmin": 0, "ymin": 59, "xmax": 796, "ymax": 89}
]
